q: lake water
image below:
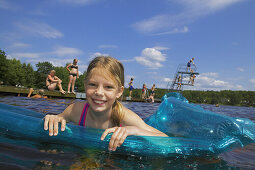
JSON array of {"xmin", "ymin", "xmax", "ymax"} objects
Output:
[{"xmin": 0, "ymin": 96, "xmax": 255, "ymax": 169}]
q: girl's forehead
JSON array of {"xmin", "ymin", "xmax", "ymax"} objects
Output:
[{"xmin": 89, "ymin": 68, "xmax": 117, "ymax": 83}]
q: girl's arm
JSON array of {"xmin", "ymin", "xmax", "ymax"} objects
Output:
[
  {"xmin": 101, "ymin": 107, "xmax": 168, "ymax": 151},
  {"xmin": 66, "ymin": 63, "xmax": 72, "ymax": 72},
  {"xmin": 121, "ymin": 107, "xmax": 167, "ymax": 136},
  {"xmin": 47, "ymin": 75, "xmax": 59, "ymax": 83}
]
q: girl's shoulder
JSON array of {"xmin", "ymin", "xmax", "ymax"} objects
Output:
[
  {"xmin": 73, "ymin": 101, "xmax": 87, "ymax": 109},
  {"xmin": 69, "ymin": 101, "xmax": 87, "ymax": 116}
]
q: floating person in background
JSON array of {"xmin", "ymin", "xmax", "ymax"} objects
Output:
[
  {"xmin": 187, "ymin": 57, "xmax": 195, "ymax": 72},
  {"xmin": 188, "ymin": 70, "xmax": 196, "ymax": 85},
  {"xmin": 27, "ymin": 88, "xmax": 48, "ymax": 99},
  {"xmin": 44, "ymin": 56, "xmax": 167, "ymax": 152},
  {"xmin": 66, "ymin": 59, "xmax": 79, "ymax": 94},
  {"xmin": 128, "ymin": 77, "xmax": 134, "ymax": 98},
  {"xmin": 177, "ymin": 75, "xmax": 182, "ymax": 90},
  {"xmin": 46, "ymin": 70, "xmax": 66, "ymax": 94},
  {"xmin": 141, "ymin": 84, "xmax": 148, "ymax": 99},
  {"xmin": 148, "ymin": 84, "xmax": 156, "ymax": 103}
]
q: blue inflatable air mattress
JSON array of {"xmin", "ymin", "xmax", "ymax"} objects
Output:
[{"xmin": 0, "ymin": 92, "xmax": 254, "ymax": 157}]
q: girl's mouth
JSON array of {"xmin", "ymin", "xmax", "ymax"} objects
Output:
[{"xmin": 92, "ymin": 99, "xmax": 106, "ymax": 105}]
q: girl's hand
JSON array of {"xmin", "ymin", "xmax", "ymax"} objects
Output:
[
  {"xmin": 101, "ymin": 126, "xmax": 133, "ymax": 151},
  {"xmin": 44, "ymin": 115, "xmax": 66, "ymax": 136}
]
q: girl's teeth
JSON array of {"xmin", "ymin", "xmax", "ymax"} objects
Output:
[{"xmin": 94, "ymin": 100, "xmax": 104, "ymax": 104}]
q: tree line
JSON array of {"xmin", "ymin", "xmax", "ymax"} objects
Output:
[
  {"xmin": 1, "ymin": 49, "xmax": 255, "ymax": 107},
  {"xmin": 123, "ymin": 88, "xmax": 255, "ymax": 107}
]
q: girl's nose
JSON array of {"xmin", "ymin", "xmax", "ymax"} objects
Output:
[{"xmin": 95, "ymin": 86, "xmax": 104, "ymax": 96}]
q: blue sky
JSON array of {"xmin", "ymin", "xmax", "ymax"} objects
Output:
[{"xmin": 1, "ymin": 0, "xmax": 255, "ymax": 91}]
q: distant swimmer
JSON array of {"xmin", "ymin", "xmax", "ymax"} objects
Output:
[
  {"xmin": 187, "ymin": 57, "xmax": 196, "ymax": 72},
  {"xmin": 27, "ymin": 88, "xmax": 48, "ymax": 99}
]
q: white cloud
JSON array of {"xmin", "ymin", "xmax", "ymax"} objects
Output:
[
  {"xmin": 98, "ymin": 45, "xmax": 118, "ymax": 49},
  {"xmin": 15, "ymin": 20, "xmax": 63, "ymax": 39},
  {"xmin": 89, "ymin": 52, "xmax": 110, "ymax": 60},
  {"xmin": 78, "ymin": 64, "xmax": 88, "ymax": 74},
  {"xmin": 200, "ymin": 72, "xmax": 219, "ymax": 77},
  {"xmin": 163, "ymin": 78, "xmax": 171, "ymax": 82},
  {"xmin": 0, "ymin": 0, "xmax": 20, "ymax": 10},
  {"xmin": 133, "ymin": 0, "xmax": 245, "ymax": 34},
  {"xmin": 152, "ymin": 46, "xmax": 170, "ymax": 51},
  {"xmin": 134, "ymin": 56, "xmax": 163, "ymax": 69},
  {"xmin": 9, "ymin": 46, "xmax": 82, "ymax": 59},
  {"xmin": 190, "ymin": 72, "xmax": 244, "ymax": 90},
  {"xmin": 11, "ymin": 43, "xmax": 30, "ymax": 48},
  {"xmin": 57, "ymin": 0, "xmax": 98, "ymax": 5},
  {"xmin": 250, "ymin": 78, "xmax": 255, "ymax": 84},
  {"xmin": 120, "ymin": 58, "xmax": 135, "ymax": 63},
  {"xmin": 155, "ymin": 26, "xmax": 189, "ymax": 35},
  {"xmin": 237, "ymin": 67, "xmax": 244, "ymax": 72},
  {"xmin": 134, "ymin": 47, "xmax": 167, "ymax": 69},
  {"xmin": 51, "ymin": 46, "xmax": 82, "ymax": 57},
  {"xmin": 10, "ymin": 52, "xmax": 41, "ymax": 59},
  {"xmin": 141, "ymin": 48, "xmax": 166, "ymax": 62}
]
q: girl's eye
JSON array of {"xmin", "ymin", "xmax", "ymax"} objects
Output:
[
  {"xmin": 88, "ymin": 83, "xmax": 96, "ymax": 86},
  {"xmin": 105, "ymin": 85, "xmax": 114, "ymax": 89}
]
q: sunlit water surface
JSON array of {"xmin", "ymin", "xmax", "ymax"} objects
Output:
[{"xmin": 0, "ymin": 96, "xmax": 255, "ymax": 169}]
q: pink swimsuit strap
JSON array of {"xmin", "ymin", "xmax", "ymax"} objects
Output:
[
  {"xmin": 78, "ymin": 103, "xmax": 89, "ymax": 126},
  {"xmin": 78, "ymin": 103, "xmax": 122, "ymax": 127}
]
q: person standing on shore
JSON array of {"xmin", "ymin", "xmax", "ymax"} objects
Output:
[
  {"xmin": 128, "ymin": 78, "xmax": 134, "ymax": 98},
  {"xmin": 149, "ymin": 84, "xmax": 156, "ymax": 102},
  {"xmin": 66, "ymin": 59, "xmax": 79, "ymax": 94},
  {"xmin": 141, "ymin": 84, "xmax": 148, "ymax": 99}
]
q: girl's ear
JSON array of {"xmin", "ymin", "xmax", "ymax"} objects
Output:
[{"xmin": 116, "ymin": 86, "xmax": 124, "ymax": 98}]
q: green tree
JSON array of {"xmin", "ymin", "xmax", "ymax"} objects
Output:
[
  {"xmin": 0, "ymin": 50, "xmax": 8, "ymax": 84},
  {"xmin": 23, "ymin": 63, "xmax": 35, "ymax": 87},
  {"xmin": 76, "ymin": 71, "xmax": 86, "ymax": 92},
  {"xmin": 54, "ymin": 66, "xmax": 69, "ymax": 90}
]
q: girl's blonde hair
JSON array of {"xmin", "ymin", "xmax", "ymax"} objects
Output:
[{"xmin": 85, "ymin": 56, "xmax": 124, "ymax": 126}]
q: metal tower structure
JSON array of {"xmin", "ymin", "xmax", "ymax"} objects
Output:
[{"xmin": 166, "ymin": 64, "xmax": 199, "ymax": 91}]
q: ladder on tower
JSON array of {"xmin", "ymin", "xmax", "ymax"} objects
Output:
[{"xmin": 166, "ymin": 64, "xmax": 199, "ymax": 91}]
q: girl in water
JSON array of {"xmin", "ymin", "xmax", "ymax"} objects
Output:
[
  {"xmin": 44, "ymin": 56, "xmax": 167, "ymax": 151},
  {"xmin": 66, "ymin": 59, "xmax": 79, "ymax": 94}
]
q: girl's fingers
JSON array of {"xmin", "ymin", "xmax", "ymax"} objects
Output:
[
  {"xmin": 109, "ymin": 127, "xmax": 122, "ymax": 151},
  {"xmin": 101, "ymin": 127, "xmax": 117, "ymax": 140},
  {"xmin": 53, "ymin": 117, "xmax": 59, "ymax": 136},
  {"xmin": 44, "ymin": 115, "xmax": 50, "ymax": 130},
  {"xmin": 111, "ymin": 128, "xmax": 126, "ymax": 151},
  {"xmin": 118, "ymin": 132, "xmax": 128, "ymax": 147},
  {"xmin": 48, "ymin": 116, "xmax": 54, "ymax": 136},
  {"xmin": 44, "ymin": 115, "xmax": 66, "ymax": 136},
  {"xmin": 61, "ymin": 118, "xmax": 66, "ymax": 131}
]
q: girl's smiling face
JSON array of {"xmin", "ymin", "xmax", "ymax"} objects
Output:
[{"xmin": 85, "ymin": 68, "xmax": 123, "ymax": 113}]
